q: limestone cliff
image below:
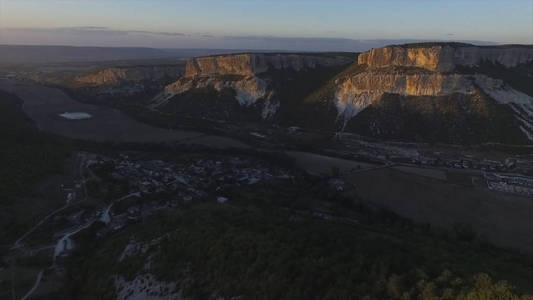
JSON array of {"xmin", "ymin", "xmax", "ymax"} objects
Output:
[
  {"xmin": 30, "ymin": 64, "xmax": 186, "ymax": 106},
  {"xmin": 185, "ymin": 53, "xmax": 352, "ymax": 77},
  {"xmin": 152, "ymin": 53, "xmax": 353, "ymax": 120},
  {"xmin": 141, "ymin": 43, "xmax": 533, "ymax": 144},
  {"xmin": 332, "ymin": 43, "xmax": 533, "ymax": 143},
  {"xmin": 66, "ymin": 65, "xmax": 185, "ymax": 102},
  {"xmin": 358, "ymin": 43, "xmax": 533, "ymax": 72},
  {"xmin": 75, "ymin": 65, "xmax": 183, "ymax": 86},
  {"xmin": 334, "ymin": 69, "xmax": 475, "ymax": 121}
]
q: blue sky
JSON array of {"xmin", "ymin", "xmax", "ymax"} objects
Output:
[{"xmin": 0, "ymin": 0, "xmax": 532, "ymax": 49}]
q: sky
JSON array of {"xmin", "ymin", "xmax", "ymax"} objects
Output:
[{"xmin": 0, "ymin": 0, "xmax": 532, "ymax": 50}]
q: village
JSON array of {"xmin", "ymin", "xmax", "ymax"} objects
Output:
[
  {"xmin": 323, "ymin": 132, "xmax": 533, "ymax": 197},
  {"xmin": 484, "ymin": 173, "xmax": 533, "ymax": 197},
  {"xmin": 85, "ymin": 153, "xmax": 295, "ymax": 230}
]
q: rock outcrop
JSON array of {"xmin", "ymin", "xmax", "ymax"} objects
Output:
[
  {"xmin": 334, "ymin": 70, "xmax": 475, "ymax": 122},
  {"xmin": 75, "ymin": 65, "xmax": 183, "ymax": 86},
  {"xmin": 32, "ymin": 64, "xmax": 186, "ymax": 105},
  {"xmin": 358, "ymin": 43, "xmax": 533, "ymax": 72},
  {"xmin": 185, "ymin": 53, "xmax": 352, "ymax": 77},
  {"xmin": 333, "ymin": 43, "xmax": 533, "ymax": 143},
  {"xmin": 152, "ymin": 53, "xmax": 353, "ymax": 119},
  {"xmin": 164, "ymin": 76, "xmax": 271, "ymax": 106},
  {"xmin": 141, "ymin": 43, "xmax": 533, "ymax": 144}
]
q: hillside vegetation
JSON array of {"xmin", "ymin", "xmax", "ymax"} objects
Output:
[
  {"xmin": 0, "ymin": 90, "xmax": 70, "ymax": 200},
  {"xmin": 0, "ymin": 90, "xmax": 74, "ymax": 248},
  {"xmin": 64, "ymin": 172, "xmax": 533, "ymax": 300},
  {"xmin": 69, "ymin": 204, "xmax": 533, "ymax": 300}
]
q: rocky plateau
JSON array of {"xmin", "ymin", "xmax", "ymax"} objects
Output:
[
  {"xmin": 151, "ymin": 53, "xmax": 353, "ymax": 119},
  {"xmin": 331, "ymin": 43, "xmax": 533, "ymax": 143}
]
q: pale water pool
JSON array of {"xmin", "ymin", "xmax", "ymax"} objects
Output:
[{"xmin": 59, "ymin": 112, "xmax": 93, "ymax": 120}]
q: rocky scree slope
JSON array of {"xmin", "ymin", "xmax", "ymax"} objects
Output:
[
  {"xmin": 327, "ymin": 43, "xmax": 533, "ymax": 144},
  {"xmin": 150, "ymin": 53, "xmax": 353, "ymax": 121}
]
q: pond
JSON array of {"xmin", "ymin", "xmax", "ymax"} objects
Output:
[{"xmin": 59, "ymin": 112, "xmax": 93, "ymax": 120}]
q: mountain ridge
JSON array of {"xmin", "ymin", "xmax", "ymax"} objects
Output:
[
  {"xmin": 330, "ymin": 43, "xmax": 533, "ymax": 143},
  {"xmin": 358, "ymin": 43, "xmax": 533, "ymax": 72},
  {"xmin": 33, "ymin": 42, "xmax": 533, "ymax": 145}
]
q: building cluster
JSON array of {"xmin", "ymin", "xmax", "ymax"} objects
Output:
[
  {"xmin": 484, "ymin": 173, "xmax": 533, "ymax": 197},
  {"xmin": 338, "ymin": 133, "xmax": 532, "ymax": 175},
  {"xmin": 83, "ymin": 153, "xmax": 294, "ymax": 234},
  {"xmin": 408, "ymin": 157, "xmax": 513, "ymax": 173},
  {"xmin": 89, "ymin": 154, "xmax": 293, "ymax": 203}
]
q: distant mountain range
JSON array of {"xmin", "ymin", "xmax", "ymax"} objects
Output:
[
  {"xmin": 0, "ymin": 38, "xmax": 499, "ymax": 64},
  {"xmin": 0, "ymin": 45, "xmax": 246, "ymax": 64}
]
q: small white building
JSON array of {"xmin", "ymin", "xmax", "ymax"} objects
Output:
[{"xmin": 216, "ymin": 197, "xmax": 228, "ymax": 204}]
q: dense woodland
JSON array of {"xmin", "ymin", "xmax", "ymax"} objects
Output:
[{"xmin": 68, "ymin": 204, "xmax": 533, "ymax": 300}]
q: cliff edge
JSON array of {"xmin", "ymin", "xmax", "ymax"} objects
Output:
[
  {"xmin": 185, "ymin": 53, "xmax": 352, "ymax": 77},
  {"xmin": 151, "ymin": 53, "xmax": 353, "ymax": 120},
  {"xmin": 330, "ymin": 43, "xmax": 533, "ymax": 143},
  {"xmin": 358, "ymin": 43, "xmax": 533, "ymax": 72}
]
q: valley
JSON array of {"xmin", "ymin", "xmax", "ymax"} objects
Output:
[
  {"xmin": 0, "ymin": 80, "xmax": 246, "ymax": 148},
  {"xmin": 4, "ymin": 1, "xmax": 533, "ymax": 299},
  {"xmin": 2, "ymin": 42, "xmax": 533, "ymax": 299}
]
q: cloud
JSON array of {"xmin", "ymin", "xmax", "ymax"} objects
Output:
[
  {"xmin": 128, "ymin": 30, "xmax": 187, "ymax": 37},
  {"xmin": 65, "ymin": 26, "xmax": 110, "ymax": 30},
  {"xmin": 0, "ymin": 27, "xmax": 499, "ymax": 51},
  {"xmin": 2, "ymin": 27, "xmax": 188, "ymax": 38}
]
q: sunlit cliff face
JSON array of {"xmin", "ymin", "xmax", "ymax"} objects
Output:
[
  {"xmin": 74, "ymin": 66, "xmax": 183, "ymax": 86},
  {"xmin": 184, "ymin": 54, "xmax": 352, "ymax": 77},
  {"xmin": 152, "ymin": 53, "xmax": 352, "ymax": 119},
  {"xmin": 334, "ymin": 44, "xmax": 533, "ymax": 140},
  {"xmin": 357, "ymin": 44, "xmax": 533, "ymax": 71}
]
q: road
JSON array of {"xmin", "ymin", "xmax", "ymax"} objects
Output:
[
  {"xmin": 9, "ymin": 152, "xmax": 89, "ymax": 299},
  {"xmin": 11, "ymin": 204, "xmax": 70, "ymax": 251},
  {"xmin": 285, "ymin": 150, "xmax": 379, "ymax": 176},
  {"xmin": 11, "ymin": 152, "xmax": 88, "ymax": 251},
  {"xmin": 20, "ymin": 270, "xmax": 43, "ymax": 300}
]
